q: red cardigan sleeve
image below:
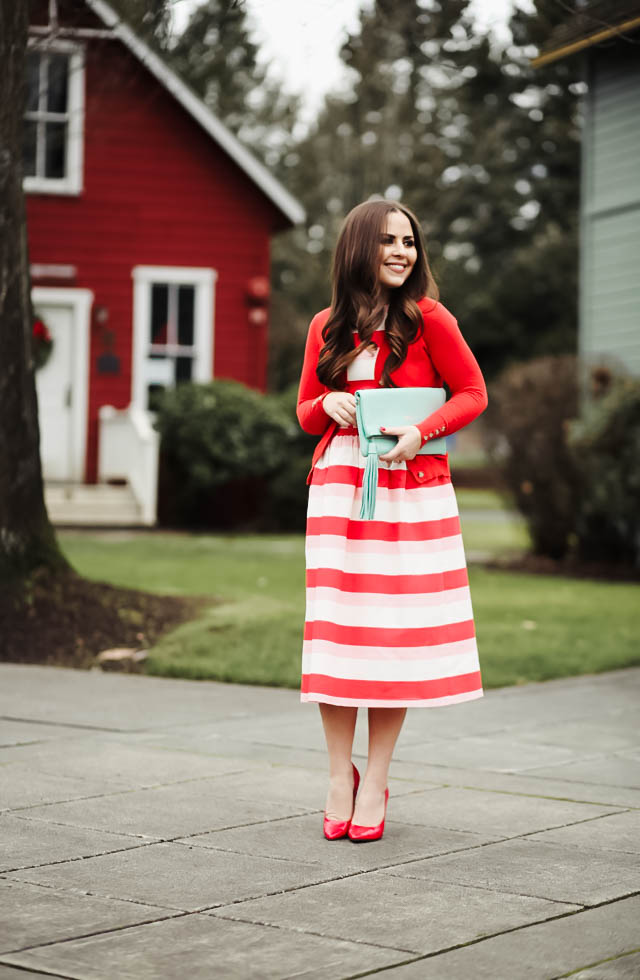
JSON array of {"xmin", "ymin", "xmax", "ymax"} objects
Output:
[
  {"xmin": 416, "ymin": 303, "xmax": 488, "ymax": 444},
  {"xmin": 296, "ymin": 310, "xmax": 332, "ymax": 435}
]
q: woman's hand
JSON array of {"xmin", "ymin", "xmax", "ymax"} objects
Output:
[
  {"xmin": 323, "ymin": 391, "xmax": 356, "ymax": 427},
  {"xmin": 379, "ymin": 425, "xmax": 422, "ymax": 464}
]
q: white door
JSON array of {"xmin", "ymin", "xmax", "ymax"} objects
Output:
[{"xmin": 32, "ymin": 288, "xmax": 92, "ymax": 482}]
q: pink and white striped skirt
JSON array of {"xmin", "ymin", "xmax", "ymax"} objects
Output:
[{"xmin": 301, "ymin": 433, "xmax": 484, "ymax": 708}]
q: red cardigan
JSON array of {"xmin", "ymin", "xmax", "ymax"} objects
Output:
[{"xmin": 296, "ymin": 297, "xmax": 488, "ymax": 485}]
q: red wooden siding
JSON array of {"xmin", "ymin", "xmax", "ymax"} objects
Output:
[{"xmin": 26, "ymin": 11, "xmax": 286, "ymax": 482}]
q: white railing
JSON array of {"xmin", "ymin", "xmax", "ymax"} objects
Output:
[{"xmin": 98, "ymin": 405, "xmax": 159, "ymax": 525}]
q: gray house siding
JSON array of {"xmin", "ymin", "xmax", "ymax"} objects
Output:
[{"xmin": 580, "ymin": 43, "xmax": 640, "ymax": 375}]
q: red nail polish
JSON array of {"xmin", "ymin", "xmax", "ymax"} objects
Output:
[{"xmin": 380, "ymin": 426, "xmax": 386, "ymax": 431}]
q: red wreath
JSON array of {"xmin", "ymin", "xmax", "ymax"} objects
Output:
[{"xmin": 32, "ymin": 317, "xmax": 53, "ymax": 370}]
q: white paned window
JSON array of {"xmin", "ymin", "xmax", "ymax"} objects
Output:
[
  {"xmin": 132, "ymin": 267, "xmax": 216, "ymax": 411},
  {"xmin": 148, "ymin": 283, "xmax": 196, "ymax": 409},
  {"xmin": 23, "ymin": 42, "xmax": 84, "ymax": 195}
]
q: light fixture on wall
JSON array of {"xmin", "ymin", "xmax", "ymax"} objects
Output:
[
  {"xmin": 94, "ymin": 305, "xmax": 120, "ymax": 376},
  {"xmin": 94, "ymin": 305, "xmax": 109, "ymax": 326},
  {"xmin": 246, "ymin": 276, "xmax": 269, "ymax": 326}
]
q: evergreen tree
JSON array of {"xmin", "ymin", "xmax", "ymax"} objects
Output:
[
  {"xmin": 269, "ymin": 0, "xmax": 477, "ymax": 388},
  {"xmin": 108, "ymin": 0, "xmax": 172, "ymax": 49},
  {"xmin": 169, "ymin": 0, "xmax": 301, "ymax": 171},
  {"xmin": 436, "ymin": 0, "xmax": 581, "ymax": 375},
  {"xmin": 269, "ymin": 0, "xmax": 582, "ymax": 387}
]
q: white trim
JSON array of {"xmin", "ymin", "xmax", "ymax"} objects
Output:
[
  {"xmin": 131, "ymin": 265, "xmax": 216, "ymax": 409},
  {"xmin": 83, "ymin": 0, "xmax": 305, "ymax": 226},
  {"xmin": 31, "ymin": 263, "xmax": 77, "ymax": 278},
  {"xmin": 98, "ymin": 405, "xmax": 159, "ymax": 524},
  {"xmin": 23, "ymin": 40, "xmax": 85, "ymax": 196},
  {"xmin": 30, "ymin": 26, "xmax": 116, "ymax": 39},
  {"xmin": 32, "ymin": 286, "xmax": 93, "ymax": 481}
]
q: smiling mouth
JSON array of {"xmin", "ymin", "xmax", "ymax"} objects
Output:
[{"xmin": 386, "ymin": 264, "xmax": 407, "ymax": 272}]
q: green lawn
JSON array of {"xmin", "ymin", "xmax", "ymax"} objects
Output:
[
  {"xmin": 60, "ymin": 521, "xmax": 640, "ymax": 691},
  {"xmin": 459, "ymin": 511, "xmax": 529, "ymax": 557},
  {"xmin": 454, "ymin": 488, "xmax": 513, "ymax": 511}
]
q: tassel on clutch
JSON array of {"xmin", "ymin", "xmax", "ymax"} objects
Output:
[{"xmin": 355, "ymin": 387, "xmax": 447, "ymax": 520}]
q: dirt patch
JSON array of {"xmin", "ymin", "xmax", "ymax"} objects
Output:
[
  {"xmin": 0, "ymin": 567, "xmax": 209, "ymax": 669},
  {"xmin": 485, "ymin": 553, "xmax": 640, "ymax": 583}
]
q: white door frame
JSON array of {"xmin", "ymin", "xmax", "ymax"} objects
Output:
[{"xmin": 32, "ymin": 286, "xmax": 93, "ymax": 482}]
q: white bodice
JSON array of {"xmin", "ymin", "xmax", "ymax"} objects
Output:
[{"xmin": 347, "ymin": 314, "xmax": 387, "ymax": 382}]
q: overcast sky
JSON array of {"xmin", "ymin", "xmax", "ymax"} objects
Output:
[{"xmin": 170, "ymin": 0, "xmax": 531, "ymax": 126}]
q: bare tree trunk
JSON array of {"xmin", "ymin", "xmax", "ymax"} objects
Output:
[{"xmin": 0, "ymin": 0, "xmax": 69, "ymax": 582}]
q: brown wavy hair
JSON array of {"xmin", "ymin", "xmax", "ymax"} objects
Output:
[{"xmin": 316, "ymin": 200, "xmax": 439, "ymax": 389}]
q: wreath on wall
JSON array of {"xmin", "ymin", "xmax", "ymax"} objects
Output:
[{"xmin": 32, "ymin": 317, "xmax": 53, "ymax": 371}]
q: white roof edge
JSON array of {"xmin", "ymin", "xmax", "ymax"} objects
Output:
[{"xmin": 85, "ymin": 0, "xmax": 305, "ymax": 226}]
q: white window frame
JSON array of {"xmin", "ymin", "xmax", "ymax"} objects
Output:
[
  {"xmin": 131, "ymin": 266, "xmax": 216, "ymax": 410},
  {"xmin": 24, "ymin": 39, "xmax": 85, "ymax": 196}
]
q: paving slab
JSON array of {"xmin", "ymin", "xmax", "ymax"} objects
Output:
[
  {"xmin": 9, "ymin": 776, "xmax": 311, "ymax": 839},
  {"xmin": 0, "ymin": 911, "xmax": 406, "ymax": 979},
  {"xmin": 0, "ymin": 966, "xmax": 70, "ymax": 979},
  {"xmin": 0, "ymin": 764, "xmax": 125, "ymax": 812},
  {"xmin": 528, "ymin": 810, "xmax": 640, "ymax": 854},
  {"xmin": 395, "ymin": 668, "xmax": 640, "ymax": 742},
  {"xmin": 208, "ymin": 872, "xmax": 579, "ymax": 955},
  {"xmin": 0, "ymin": 814, "xmax": 154, "ymax": 872},
  {"xmin": 385, "ymin": 785, "xmax": 622, "ymax": 837},
  {"xmin": 374, "ymin": 894, "xmax": 640, "ymax": 979},
  {"xmin": 178, "ymin": 813, "xmax": 494, "ymax": 871},
  {"xmin": 5, "ymin": 840, "xmax": 334, "ymax": 912},
  {"xmin": 0, "ymin": 664, "xmax": 298, "ymax": 731},
  {"xmin": 0, "ymin": 737, "xmax": 257, "ymax": 791},
  {"xmin": 125, "ymin": 730, "xmax": 359, "ymax": 773},
  {"xmin": 388, "ymin": 760, "xmax": 640, "ymax": 808},
  {"xmin": 514, "ymin": 714, "xmax": 640, "ymax": 753},
  {"xmin": 0, "ymin": 879, "xmax": 177, "ymax": 956},
  {"xmin": 2, "ymin": 662, "xmax": 640, "ymax": 979},
  {"xmin": 382, "ymin": 837, "xmax": 640, "ymax": 905},
  {"xmin": 201, "ymin": 708, "xmax": 352, "ymax": 750},
  {"xmin": 524, "ymin": 752, "xmax": 640, "ymax": 788},
  {"xmin": 190, "ymin": 763, "xmax": 432, "ymax": 812},
  {"xmin": 569, "ymin": 951, "xmax": 640, "ymax": 978},
  {"xmin": 0, "ymin": 719, "xmax": 87, "ymax": 747},
  {"xmin": 395, "ymin": 732, "xmax": 580, "ymax": 772}
]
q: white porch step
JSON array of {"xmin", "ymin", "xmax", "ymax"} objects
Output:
[{"xmin": 45, "ymin": 483, "xmax": 146, "ymax": 527}]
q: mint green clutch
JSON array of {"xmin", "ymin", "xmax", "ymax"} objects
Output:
[{"xmin": 355, "ymin": 387, "xmax": 447, "ymax": 520}]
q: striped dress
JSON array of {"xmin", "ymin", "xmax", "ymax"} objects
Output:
[{"xmin": 300, "ymin": 324, "xmax": 484, "ymax": 708}]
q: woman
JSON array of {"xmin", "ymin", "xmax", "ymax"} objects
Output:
[{"xmin": 296, "ymin": 200, "xmax": 487, "ymax": 842}]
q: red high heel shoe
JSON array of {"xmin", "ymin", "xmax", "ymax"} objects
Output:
[
  {"xmin": 348, "ymin": 788, "xmax": 389, "ymax": 842},
  {"xmin": 323, "ymin": 763, "xmax": 360, "ymax": 840}
]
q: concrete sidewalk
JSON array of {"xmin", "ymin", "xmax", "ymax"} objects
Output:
[{"xmin": 1, "ymin": 663, "xmax": 639, "ymax": 979}]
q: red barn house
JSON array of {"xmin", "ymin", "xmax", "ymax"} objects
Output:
[{"xmin": 26, "ymin": 0, "xmax": 304, "ymax": 524}]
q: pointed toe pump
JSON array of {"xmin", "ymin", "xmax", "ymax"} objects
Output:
[
  {"xmin": 348, "ymin": 788, "xmax": 389, "ymax": 842},
  {"xmin": 323, "ymin": 763, "xmax": 360, "ymax": 841}
]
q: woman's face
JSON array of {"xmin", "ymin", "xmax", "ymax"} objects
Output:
[{"xmin": 377, "ymin": 210, "xmax": 417, "ymax": 298}]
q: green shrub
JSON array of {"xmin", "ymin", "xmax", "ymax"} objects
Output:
[
  {"xmin": 154, "ymin": 380, "xmax": 321, "ymax": 530},
  {"xmin": 261, "ymin": 385, "xmax": 318, "ymax": 531},
  {"xmin": 155, "ymin": 380, "xmax": 292, "ymax": 527},
  {"xmin": 483, "ymin": 355, "xmax": 583, "ymax": 559},
  {"xmin": 484, "ymin": 356, "xmax": 640, "ymax": 567},
  {"xmin": 568, "ymin": 376, "xmax": 640, "ymax": 565}
]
